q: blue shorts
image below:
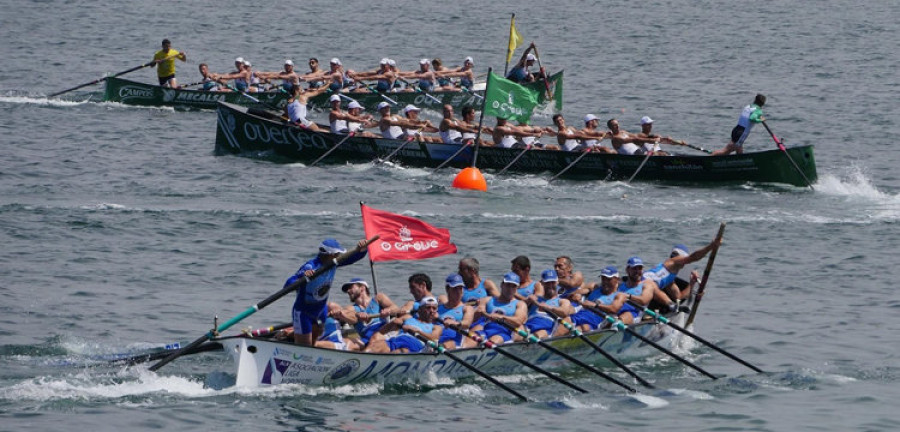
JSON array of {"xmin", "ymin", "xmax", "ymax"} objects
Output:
[
  {"xmin": 387, "ymin": 334, "xmax": 426, "ymax": 353},
  {"xmin": 438, "ymin": 327, "xmax": 464, "ymax": 346},
  {"xmin": 525, "ymin": 316, "xmax": 555, "ymax": 334},
  {"xmin": 619, "ymin": 303, "xmax": 641, "ymax": 320},
  {"xmin": 292, "ymin": 302, "xmax": 328, "ymax": 335},
  {"xmin": 572, "ymin": 309, "xmax": 604, "ymax": 330},
  {"xmin": 483, "ymin": 322, "xmax": 513, "ymax": 343},
  {"xmin": 359, "ymin": 321, "xmax": 386, "ymax": 344}
]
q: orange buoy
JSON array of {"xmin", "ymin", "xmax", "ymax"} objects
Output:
[{"xmin": 452, "ymin": 167, "xmax": 487, "ymax": 191}]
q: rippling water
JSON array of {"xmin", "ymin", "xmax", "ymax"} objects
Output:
[{"xmin": 2, "ymin": 0, "xmax": 900, "ymax": 430}]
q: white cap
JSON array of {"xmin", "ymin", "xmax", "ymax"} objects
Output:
[
  {"xmin": 640, "ymin": 116, "xmax": 654, "ymax": 125},
  {"xmin": 420, "ymin": 58, "xmax": 429, "ymax": 65},
  {"xmin": 403, "ymin": 104, "xmax": 421, "ymax": 114},
  {"xmin": 235, "ymin": 57, "xmax": 244, "ymax": 63},
  {"xmin": 526, "ymin": 53, "xmax": 537, "ymax": 61},
  {"xmin": 243, "ymin": 60, "xmax": 251, "ymax": 67},
  {"xmin": 380, "ymin": 58, "xmax": 389, "ymax": 65},
  {"xmin": 347, "ymin": 101, "xmax": 363, "ymax": 110},
  {"xmin": 330, "ymin": 57, "xmax": 341, "ymax": 65},
  {"xmin": 329, "ymin": 94, "xmax": 341, "ymax": 103},
  {"xmin": 388, "ymin": 59, "xmax": 396, "ymax": 66},
  {"xmin": 584, "ymin": 114, "xmax": 598, "ymax": 124},
  {"xmin": 464, "ymin": 56, "xmax": 474, "ymax": 64},
  {"xmin": 377, "ymin": 101, "xmax": 391, "ymax": 110},
  {"xmin": 284, "ymin": 59, "xmax": 294, "ymax": 66}
]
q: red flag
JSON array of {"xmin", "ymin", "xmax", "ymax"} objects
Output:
[{"xmin": 361, "ymin": 204, "xmax": 458, "ymax": 262}]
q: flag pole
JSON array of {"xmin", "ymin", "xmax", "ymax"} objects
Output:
[
  {"xmin": 359, "ymin": 201, "xmax": 379, "ymax": 295},
  {"xmin": 504, "ymin": 14, "xmax": 516, "ymax": 76}
]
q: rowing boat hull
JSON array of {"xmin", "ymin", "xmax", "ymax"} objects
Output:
[
  {"xmin": 103, "ymin": 77, "xmax": 486, "ymax": 112},
  {"xmin": 218, "ymin": 315, "xmax": 681, "ymax": 387},
  {"xmin": 214, "ymin": 101, "xmax": 818, "ymax": 186}
]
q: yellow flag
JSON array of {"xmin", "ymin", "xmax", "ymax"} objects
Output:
[{"xmin": 506, "ymin": 15, "xmax": 523, "ymax": 63}]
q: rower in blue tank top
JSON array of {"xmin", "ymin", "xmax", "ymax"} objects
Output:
[
  {"xmin": 617, "ymin": 257, "xmax": 661, "ymax": 321},
  {"xmin": 462, "ymin": 279, "xmax": 488, "ymax": 303},
  {"xmin": 364, "ymin": 296, "xmax": 443, "ymax": 353},
  {"xmin": 523, "ymin": 269, "xmax": 576, "ymax": 338},
  {"xmin": 471, "ymin": 272, "xmax": 528, "ymax": 344},
  {"xmin": 571, "ymin": 266, "xmax": 633, "ymax": 330}
]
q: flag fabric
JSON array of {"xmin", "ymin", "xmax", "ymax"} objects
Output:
[
  {"xmin": 525, "ymin": 70, "xmax": 564, "ymax": 114},
  {"xmin": 484, "ymin": 71, "xmax": 541, "ymax": 124},
  {"xmin": 506, "ymin": 16, "xmax": 523, "ymax": 64},
  {"xmin": 360, "ymin": 204, "xmax": 457, "ymax": 262}
]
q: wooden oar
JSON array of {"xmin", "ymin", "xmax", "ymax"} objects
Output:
[
  {"xmin": 686, "ymin": 222, "xmax": 726, "ymax": 327},
  {"xmin": 492, "ymin": 318, "xmax": 636, "ymax": 392},
  {"xmin": 682, "ymin": 142, "xmax": 712, "ymax": 154},
  {"xmin": 309, "ymin": 132, "xmax": 356, "ymax": 167},
  {"xmin": 497, "ymin": 144, "xmax": 531, "ymax": 175},
  {"xmin": 397, "ymin": 77, "xmax": 443, "ymax": 104},
  {"xmin": 377, "ymin": 133, "xmax": 418, "ymax": 164},
  {"xmin": 108, "ymin": 322, "xmax": 293, "ymax": 365},
  {"xmin": 579, "ymin": 304, "xmax": 718, "ymax": 380},
  {"xmin": 549, "ymin": 150, "xmax": 591, "ymax": 182},
  {"xmin": 412, "ymin": 333, "xmax": 528, "ymax": 402},
  {"xmin": 531, "ymin": 46, "xmax": 554, "ymax": 100},
  {"xmin": 461, "ymin": 86, "xmax": 485, "ymax": 101},
  {"xmin": 626, "ymin": 149, "xmax": 655, "ymax": 183},
  {"xmin": 218, "ymin": 81, "xmax": 282, "ymax": 112},
  {"xmin": 627, "ymin": 302, "xmax": 763, "ymax": 373},
  {"xmin": 433, "ymin": 140, "xmax": 472, "ymax": 172},
  {"xmin": 148, "ymin": 236, "xmax": 378, "ymax": 372},
  {"xmin": 540, "ymin": 309, "xmax": 654, "ymax": 389},
  {"xmin": 48, "ymin": 53, "xmax": 180, "ymax": 98},
  {"xmin": 761, "ymin": 121, "xmax": 814, "ymax": 190},
  {"xmin": 447, "ymin": 323, "xmax": 588, "ymax": 393},
  {"xmin": 178, "ymin": 80, "xmax": 206, "ymax": 89}
]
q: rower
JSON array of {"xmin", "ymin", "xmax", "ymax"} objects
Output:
[
  {"xmin": 506, "ymin": 42, "xmax": 538, "ymax": 83},
  {"xmin": 213, "ymin": 58, "xmax": 252, "ymax": 92},
  {"xmin": 407, "ymin": 58, "xmax": 437, "ymax": 92},
  {"xmin": 302, "ymin": 57, "xmax": 326, "ymax": 89},
  {"xmin": 554, "ymin": 255, "xmax": 585, "ymax": 295},
  {"xmin": 470, "ymin": 272, "xmax": 528, "ymax": 344},
  {"xmin": 326, "ymin": 58, "xmax": 353, "ymax": 92},
  {"xmin": 364, "ymin": 296, "xmax": 443, "ymax": 353},
  {"xmin": 580, "ymin": 114, "xmax": 616, "ymax": 153},
  {"xmin": 570, "ymin": 265, "xmax": 634, "ymax": 331},
  {"xmin": 396, "ymin": 273, "xmax": 435, "ymax": 318},
  {"xmin": 377, "ymin": 102, "xmax": 427, "ymax": 140},
  {"xmin": 491, "ymin": 117, "xmax": 542, "ymax": 149},
  {"xmin": 607, "ymin": 118, "xmax": 661, "ymax": 155},
  {"xmin": 458, "ymin": 257, "xmax": 500, "ymax": 304},
  {"xmin": 198, "ymin": 63, "xmax": 220, "ymax": 92},
  {"xmin": 256, "ymin": 59, "xmax": 301, "ymax": 93},
  {"xmin": 285, "ymin": 85, "xmax": 330, "ymax": 131},
  {"xmin": 430, "ymin": 58, "xmax": 454, "ymax": 90},
  {"xmin": 329, "ymin": 95, "xmax": 376, "ymax": 135},
  {"xmin": 523, "ymin": 269, "xmax": 576, "ymax": 338},
  {"xmin": 333, "ymin": 277, "xmax": 399, "ymax": 348},
  {"xmin": 437, "ymin": 274, "xmax": 476, "ymax": 349},
  {"xmin": 643, "ymin": 237, "xmax": 721, "ymax": 307},
  {"xmin": 511, "ymin": 255, "xmax": 543, "ymax": 299},
  {"xmin": 634, "ymin": 116, "xmax": 688, "ymax": 155},
  {"xmin": 314, "ymin": 302, "xmax": 364, "ymax": 351},
  {"xmin": 617, "ymin": 256, "xmax": 661, "ymax": 316},
  {"xmin": 401, "ymin": 104, "xmax": 439, "ymax": 142}
]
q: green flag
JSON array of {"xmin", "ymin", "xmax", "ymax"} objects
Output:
[
  {"xmin": 525, "ymin": 70, "xmax": 564, "ymax": 115},
  {"xmin": 484, "ymin": 71, "xmax": 541, "ymax": 124}
]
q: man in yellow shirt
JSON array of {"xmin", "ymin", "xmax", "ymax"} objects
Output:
[{"xmin": 152, "ymin": 39, "xmax": 186, "ymax": 88}]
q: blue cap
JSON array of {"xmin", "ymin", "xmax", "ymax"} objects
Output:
[
  {"xmin": 672, "ymin": 244, "xmax": 689, "ymax": 257},
  {"xmin": 541, "ymin": 269, "xmax": 558, "ymax": 283},
  {"xmin": 445, "ymin": 273, "xmax": 464, "ymax": 288},
  {"xmin": 626, "ymin": 256, "xmax": 643, "ymax": 268},
  {"xmin": 319, "ymin": 238, "xmax": 346, "ymax": 255},
  {"xmin": 600, "ymin": 266, "xmax": 619, "ymax": 278},
  {"xmin": 341, "ymin": 277, "xmax": 368, "ymax": 292},
  {"xmin": 502, "ymin": 271, "xmax": 520, "ymax": 285}
]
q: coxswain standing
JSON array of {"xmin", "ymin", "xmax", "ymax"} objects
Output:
[
  {"xmin": 712, "ymin": 93, "xmax": 767, "ymax": 156},
  {"xmin": 284, "ymin": 238, "xmax": 368, "ymax": 346},
  {"xmin": 152, "ymin": 39, "xmax": 186, "ymax": 88}
]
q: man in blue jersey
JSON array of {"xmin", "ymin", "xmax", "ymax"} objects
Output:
[
  {"xmin": 554, "ymin": 256, "xmax": 585, "ymax": 297},
  {"xmin": 523, "ymin": 269, "xmax": 576, "ymax": 338},
  {"xmin": 571, "ymin": 266, "xmax": 634, "ymax": 330},
  {"xmin": 713, "ymin": 94, "xmax": 767, "ymax": 156},
  {"xmin": 458, "ymin": 257, "xmax": 500, "ymax": 304},
  {"xmin": 333, "ymin": 277, "xmax": 400, "ymax": 347},
  {"xmin": 643, "ymin": 237, "xmax": 722, "ymax": 309},
  {"xmin": 285, "ymin": 238, "xmax": 368, "ymax": 346},
  {"xmin": 506, "ymin": 42, "xmax": 540, "ymax": 83},
  {"xmin": 618, "ymin": 257, "xmax": 660, "ymax": 313},
  {"xmin": 472, "ymin": 272, "xmax": 528, "ymax": 344},
  {"xmin": 437, "ymin": 273, "xmax": 477, "ymax": 349},
  {"xmin": 365, "ymin": 296, "xmax": 443, "ymax": 353},
  {"xmin": 510, "ymin": 255, "xmax": 544, "ymax": 299}
]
